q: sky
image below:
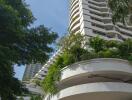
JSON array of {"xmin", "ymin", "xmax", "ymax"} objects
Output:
[{"xmin": 14, "ymin": 0, "xmax": 69, "ymax": 80}]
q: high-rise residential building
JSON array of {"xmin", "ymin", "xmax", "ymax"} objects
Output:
[
  {"xmin": 22, "ymin": 63, "xmax": 42, "ymax": 81},
  {"xmin": 31, "ymin": 0, "xmax": 132, "ymax": 83},
  {"xmin": 29, "ymin": 0, "xmax": 132, "ymax": 100},
  {"xmin": 69, "ymin": 0, "xmax": 132, "ymax": 40}
]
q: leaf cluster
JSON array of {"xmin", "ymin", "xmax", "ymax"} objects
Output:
[
  {"xmin": 108, "ymin": 0, "xmax": 132, "ymax": 24},
  {"xmin": 58, "ymin": 33, "xmax": 83, "ymax": 51},
  {"xmin": 30, "ymin": 95, "xmax": 42, "ymax": 100}
]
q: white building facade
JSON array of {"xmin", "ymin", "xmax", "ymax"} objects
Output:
[{"xmin": 69, "ymin": 0, "xmax": 132, "ymax": 40}]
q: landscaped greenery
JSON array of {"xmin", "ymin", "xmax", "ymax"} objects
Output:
[
  {"xmin": 108, "ymin": 0, "xmax": 132, "ymax": 24},
  {"xmin": 30, "ymin": 95, "xmax": 43, "ymax": 100},
  {"xmin": 42, "ymin": 34, "xmax": 132, "ymax": 95}
]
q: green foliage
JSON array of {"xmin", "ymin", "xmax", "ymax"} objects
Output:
[
  {"xmin": 89, "ymin": 36, "xmax": 105, "ymax": 53},
  {"xmin": 58, "ymin": 33, "xmax": 83, "ymax": 51},
  {"xmin": 98, "ymin": 49, "xmax": 118, "ymax": 58},
  {"xmin": 128, "ymin": 54, "xmax": 132, "ymax": 61},
  {"xmin": 69, "ymin": 45, "xmax": 88, "ymax": 61},
  {"xmin": 19, "ymin": 25, "xmax": 58, "ymax": 64},
  {"xmin": 118, "ymin": 39, "xmax": 132, "ymax": 59},
  {"xmin": 30, "ymin": 95, "xmax": 42, "ymax": 100},
  {"xmin": 108, "ymin": 0, "xmax": 132, "ymax": 24},
  {"xmin": 0, "ymin": 0, "xmax": 58, "ymax": 99},
  {"xmin": 105, "ymin": 40, "xmax": 120, "ymax": 48},
  {"xmin": 42, "ymin": 64, "xmax": 60, "ymax": 94},
  {"xmin": 61, "ymin": 52, "xmax": 75, "ymax": 67},
  {"xmin": 80, "ymin": 52, "xmax": 97, "ymax": 60}
]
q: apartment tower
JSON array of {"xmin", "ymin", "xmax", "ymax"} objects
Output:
[
  {"xmin": 69, "ymin": 0, "xmax": 132, "ymax": 40},
  {"xmin": 22, "ymin": 63, "xmax": 42, "ymax": 81}
]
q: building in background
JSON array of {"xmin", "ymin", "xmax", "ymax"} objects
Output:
[
  {"xmin": 22, "ymin": 63, "xmax": 42, "ymax": 81},
  {"xmin": 31, "ymin": 49, "xmax": 63, "ymax": 81},
  {"xmin": 21, "ymin": 50, "xmax": 63, "ymax": 100}
]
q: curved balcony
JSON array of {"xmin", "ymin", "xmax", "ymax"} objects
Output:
[
  {"xmin": 70, "ymin": 15, "xmax": 79, "ymax": 27},
  {"xmin": 88, "ymin": 0, "xmax": 107, "ymax": 7},
  {"xmin": 70, "ymin": 22, "xmax": 80, "ymax": 32},
  {"xmin": 59, "ymin": 82, "xmax": 132, "ymax": 100},
  {"xmin": 82, "ymin": 9, "xmax": 111, "ymax": 22},
  {"xmin": 60, "ymin": 58, "xmax": 132, "ymax": 89},
  {"xmin": 84, "ymin": 7, "xmax": 110, "ymax": 16},
  {"xmin": 70, "ymin": 0, "xmax": 78, "ymax": 7},
  {"xmin": 71, "ymin": 3, "xmax": 79, "ymax": 13},
  {"xmin": 70, "ymin": 11, "xmax": 79, "ymax": 21},
  {"xmin": 88, "ymin": 3, "xmax": 108, "ymax": 12},
  {"xmin": 116, "ymin": 26, "xmax": 132, "ymax": 36},
  {"xmin": 70, "ymin": 0, "xmax": 78, "ymax": 9},
  {"xmin": 70, "ymin": 4, "xmax": 79, "ymax": 15},
  {"xmin": 70, "ymin": 17, "xmax": 80, "ymax": 29},
  {"xmin": 70, "ymin": 8, "xmax": 79, "ymax": 21}
]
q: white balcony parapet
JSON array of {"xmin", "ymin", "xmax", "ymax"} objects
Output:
[
  {"xmin": 59, "ymin": 82, "xmax": 132, "ymax": 100},
  {"xmin": 61, "ymin": 58, "xmax": 132, "ymax": 82}
]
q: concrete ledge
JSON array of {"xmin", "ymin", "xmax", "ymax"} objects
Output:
[
  {"xmin": 59, "ymin": 82, "xmax": 132, "ymax": 100},
  {"xmin": 61, "ymin": 58, "xmax": 132, "ymax": 81}
]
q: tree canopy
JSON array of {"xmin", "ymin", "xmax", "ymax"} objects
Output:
[
  {"xmin": 108, "ymin": 0, "xmax": 132, "ymax": 24},
  {"xmin": 0, "ymin": 0, "xmax": 58, "ymax": 99}
]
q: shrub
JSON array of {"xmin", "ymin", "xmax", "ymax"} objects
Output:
[
  {"xmin": 69, "ymin": 45, "xmax": 88, "ymax": 61},
  {"xmin": 42, "ymin": 64, "xmax": 60, "ymax": 94},
  {"xmin": 30, "ymin": 95, "xmax": 42, "ymax": 100},
  {"xmin": 128, "ymin": 54, "xmax": 132, "ymax": 61},
  {"xmin": 118, "ymin": 39, "xmax": 132, "ymax": 58},
  {"xmin": 62, "ymin": 52, "xmax": 75, "ymax": 66},
  {"xmin": 89, "ymin": 36, "xmax": 105, "ymax": 53},
  {"xmin": 105, "ymin": 40, "xmax": 120, "ymax": 48},
  {"xmin": 98, "ymin": 50, "xmax": 115, "ymax": 58}
]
